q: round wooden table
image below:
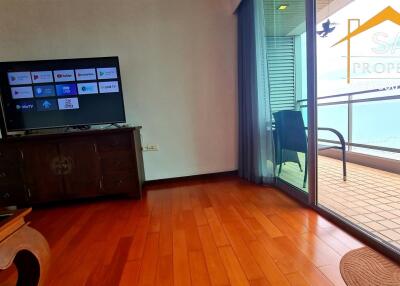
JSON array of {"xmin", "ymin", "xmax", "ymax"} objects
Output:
[{"xmin": 0, "ymin": 208, "xmax": 50, "ymax": 286}]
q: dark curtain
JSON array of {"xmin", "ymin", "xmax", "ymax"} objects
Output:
[{"xmin": 237, "ymin": 0, "xmax": 274, "ymax": 184}]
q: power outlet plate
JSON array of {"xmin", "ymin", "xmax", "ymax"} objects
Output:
[{"xmin": 143, "ymin": 144, "xmax": 159, "ymax": 152}]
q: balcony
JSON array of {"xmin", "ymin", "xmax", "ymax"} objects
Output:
[
  {"xmin": 319, "ymin": 156, "xmax": 400, "ymax": 249},
  {"xmin": 277, "ymin": 153, "xmax": 400, "ymax": 250},
  {"xmin": 277, "ymin": 89, "xmax": 400, "ymax": 251}
]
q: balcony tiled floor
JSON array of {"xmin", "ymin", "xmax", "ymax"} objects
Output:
[
  {"xmin": 318, "ymin": 155, "xmax": 400, "ymax": 250},
  {"xmin": 277, "ymin": 154, "xmax": 400, "ymax": 250}
]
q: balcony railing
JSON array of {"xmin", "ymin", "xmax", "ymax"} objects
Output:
[{"xmin": 297, "ymin": 87, "xmax": 400, "ymax": 158}]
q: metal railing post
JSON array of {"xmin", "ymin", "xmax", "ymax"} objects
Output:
[{"xmin": 348, "ymin": 95, "xmax": 353, "ymax": 152}]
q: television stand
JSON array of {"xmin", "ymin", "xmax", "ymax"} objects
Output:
[{"xmin": 0, "ymin": 127, "xmax": 145, "ymax": 206}]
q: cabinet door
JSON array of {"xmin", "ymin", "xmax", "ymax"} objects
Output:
[
  {"xmin": 0, "ymin": 146, "xmax": 27, "ymax": 206},
  {"xmin": 99, "ymin": 150, "xmax": 140, "ymax": 197},
  {"xmin": 59, "ymin": 138, "xmax": 101, "ymax": 198},
  {"xmin": 21, "ymin": 143, "xmax": 64, "ymax": 203}
]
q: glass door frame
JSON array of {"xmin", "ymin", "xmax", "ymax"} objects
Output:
[{"xmin": 298, "ymin": 0, "xmax": 400, "ymax": 263}]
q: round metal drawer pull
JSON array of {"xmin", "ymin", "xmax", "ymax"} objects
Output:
[{"xmin": 0, "ymin": 172, "xmax": 6, "ymax": 178}]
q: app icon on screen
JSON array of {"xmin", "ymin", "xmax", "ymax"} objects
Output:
[
  {"xmin": 31, "ymin": 71, "xmax": 53, "ymax": 83},
  {"xmin": 56, "ymin": 84, "xmax": 78, "ymax": 96},
  {"xmin": 97, "ymin": 67, "xmax": 117, "ymax": 80},
  {"xmin": 15, "ymin": 100, "xmax": 35, "ymax": 112},
  {"xmin": 98, "ymin": 81, "xmax": 119, "ymax": 93},
  {"xmin": 8, "ymin": 72, "xmax": 32, "ymax": 85},
  {"xmin": 53, "ymin": 70, "xmax": 75, "ymax": 82},
  {"xmin": 34, "ymin": 85, "xmax": 56, "ymax": 97},
  {"xmin": 36, "ymin": 99, "xmax": 58, "ymax": 111},
  {"xmin": 58, "ymin": 98, "xmax": 79, "ymax": 110},
  {"xmin": 75, "ymin": 69, "xmax": 97, "ymax": 81},
  {"xmin": 77, "ymin": 82, "xmax": 98, "ymax": 95},
  {"xmin": 11, "ymin": 86, "xmax": 34, "ymax": 99}
]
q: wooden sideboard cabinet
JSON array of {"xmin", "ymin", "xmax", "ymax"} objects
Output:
[{"xmin": 0, "ymin": 127, "xmax": 145, "ymax": 206}]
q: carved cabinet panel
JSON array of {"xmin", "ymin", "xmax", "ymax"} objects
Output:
[
  {"xmin": 20, "ymin": 143, "xmax": 64, "ymax": 203},
  {"xmin": 59, "ymin": 138, "xmax": 101, "ymax": 198},
  {"xmin": 0, "ymin": 127, "xmax": 144, "ymax": 206}
]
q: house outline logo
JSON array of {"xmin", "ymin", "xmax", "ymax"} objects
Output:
[{"xmin": 332, "ymin": 6, "xmax": 400, "ymax": 83}]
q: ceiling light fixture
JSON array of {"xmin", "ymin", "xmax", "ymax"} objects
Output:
[{"xmin": 277, "ymin": 4, "xmax": 288, "ymax": 10}]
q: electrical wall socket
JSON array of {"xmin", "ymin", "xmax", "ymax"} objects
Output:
[{"xmin": 143, "ymin": 144, "xmax": 159, "ymax": 152}]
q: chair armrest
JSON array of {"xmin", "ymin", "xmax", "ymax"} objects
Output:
[
  {"xmin": 317, "ymin": 127, "xmax": 346, "ymax": 150},
  {"xmin": 304, "ymin": 127, "xmax": 346, "ymax": 150}
]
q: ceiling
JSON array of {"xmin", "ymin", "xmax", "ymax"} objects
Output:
[{"xmin": 264, "ymin": 0, "xmax": 349, "ymax": 36}]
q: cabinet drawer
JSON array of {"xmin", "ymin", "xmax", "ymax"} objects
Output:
[
  {"xmin": 0, "ymin": 185, "xmax": 27, "ymax": 207},
  {"xmin": 0, "ymin": 148, "xmax": 21, "ymax": 167},
  {"xmin": 0, "ymin": 166, "xmax": 23, "ymax": 185},
  {"xmin": 100, "ymin": 152, "xmax": 135, "ymax": 173},
  {"xmin": 101, "ymin": 171, "xmax": 137, "ymax": 194},
  {"xmin": 96, "ymin": 134, "xmax": 132, "ymax": 152}
]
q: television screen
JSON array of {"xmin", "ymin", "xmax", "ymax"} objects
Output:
[{"xmin": 0, "ymin": 57, "xmax": 126, "ymax": 132}]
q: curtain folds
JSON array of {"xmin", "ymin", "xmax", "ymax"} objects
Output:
[{"xmin": 238, "ymin": 0, "xmax": 275, "ymax": 184}]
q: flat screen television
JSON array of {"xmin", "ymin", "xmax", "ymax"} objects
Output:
[{"xmin": 0, "ymin": 57, "xmax": 126, "ymax": 133}]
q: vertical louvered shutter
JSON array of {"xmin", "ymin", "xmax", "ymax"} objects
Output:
[{"xmin": 266, "ymin": 37, "xmax": 296, "ymax": 115}]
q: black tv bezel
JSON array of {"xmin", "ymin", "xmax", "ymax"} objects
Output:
[{"xmin": 0, "ymin": 56, "xmax": 127, "ymax": 137}]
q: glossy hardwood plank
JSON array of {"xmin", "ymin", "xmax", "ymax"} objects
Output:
[
  {"xmin": 249, "ymin": 278, "xmax": 272, "ymax": 286},
  {"xmin": 245, "ymin": 203, "xmax": 283, "ymax": 238},
  {"xmin": 248, "ymin": 241, "xmax": 290, "ymax": 286},
  {"xmin": 256, "ymin": 234, "xmax": 299, "ymax": 275},
  {"xmin": 271, "ymin": 236, "xmax": 334, "ymax": 286},
  {"xmin": 159, "ymin": 214, "xmax": 173, "ymax": 257},
  {"xmin": 319, "ymin": 265, "xmax": 347, "ymax": 286},
  {"xmin": 189, "ymin": 250, "xmax": 212, "ymax": 286},
  {"xmin": 103, "ymin": 237, "xmax": 132, "ymax": 286},
  {"xmin": 218, "ymin": 246, "xmax": 250, "ymax": 286},
  {"xmin": 204, "ymin": 207, "xmax": 230, "ymax": 247},
  {"xmin": 222, "ymin": 222, "xmax": 264, "ymax": 280},
  {"xmin": 0, "ymin": 177, "xmax": 369, "ymax": 286},
  {"xmin": 198, "ymin": 225, "xmax": 230, "ymax": 286},
  {"xmin": 295, "ymin": 232, "xmax": 341, "ymax": 267},
  {"xmin": 173, "ymin": 229, "xmax": 191, "ymax": 286},
  {"xmin": 155, "ymin": 255, "xmax": 173, "ymax": 286},
  {"xmin": 138, "ymin": 233, "xmax": 159, "ymax": 285},
  {"xmin": 128, "ymin": 216, "xmax": 150, "ymax": 260},
  {"xmin": 193, "ymin": 207, "xmax": 208, "ymax": 226},
  {"xmin": 286, "ymin": 272, "xmax": 311, "ymax": 286},
  {"xmin": 183, "ymin": 210, "xmax": 203, "ymax": 252},
  {"xmin": 119, "ymin": 260, "xmax": 141, "ymax": 286}
]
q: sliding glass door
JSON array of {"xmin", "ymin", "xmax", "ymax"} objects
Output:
[
  {"xmin": 315, "ymin": 0, "xmax": 400, "ymax": 253},
  {"xmin": 262, "ymin": 0, "xmax": 400, "ymax": 260},
  {"xmin": 264, "ymin": 0, "xmax": 310, "ymax": 196}
]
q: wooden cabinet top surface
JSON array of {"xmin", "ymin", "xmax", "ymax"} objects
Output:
[{"xmin": 0, "ymin": 126, "xmax": 142, "ymax": 143}]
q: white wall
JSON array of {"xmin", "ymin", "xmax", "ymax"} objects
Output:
[
  {"xmin": 0, "ymin": 0, "xmax": 238, "ymax": 180},
  {"xmin": 228, "ymin": 0, "xmax": 242, "ymax": 13}
]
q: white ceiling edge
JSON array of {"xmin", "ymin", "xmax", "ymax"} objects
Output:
[
  {"xmin": 316, "ymin": 0, "xmax": 355, "ymax": 23},
  {"xmin": 288, "ymin": 0, "xmax": 355, "ymax": 36}
]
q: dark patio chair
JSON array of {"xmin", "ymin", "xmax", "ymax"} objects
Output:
[
  {"xmin": 273, "ymin": 127, "xmax": 303, "ymax": 172},
  {"xmin": 273, "ymin": 110, "xmax": 347, "ymax": 188}
]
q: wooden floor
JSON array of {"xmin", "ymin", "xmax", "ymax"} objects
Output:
[
  {"xmin": 0, "ymin": 177, "xmax": 367, "ymax": 286},
  {"xmin": 278, "ymin": 153, "xmax": 400, "ymax": 249}
]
